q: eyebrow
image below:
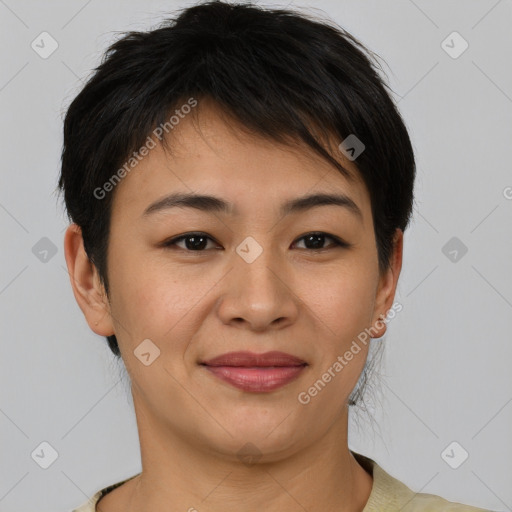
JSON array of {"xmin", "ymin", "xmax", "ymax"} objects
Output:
[{"xmin": 142, "ymin": 191, "xmax": 363, "ymax": 221}]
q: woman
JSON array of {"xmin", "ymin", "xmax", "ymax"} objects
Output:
[{"xmin": 59, "ymin": 1, "xmax": 493, "ymax": 510}]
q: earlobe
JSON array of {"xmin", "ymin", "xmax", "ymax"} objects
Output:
[{"xmin": 63, "ymin": 223, "xmax": 115, "ymax": 336}]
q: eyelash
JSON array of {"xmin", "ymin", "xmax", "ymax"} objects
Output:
[{"xmin": 161, "ymin": 231, "xmax": 350, "ymax": 252}]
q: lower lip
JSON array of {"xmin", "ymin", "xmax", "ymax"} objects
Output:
[{"xmin": 203, "ymin": 365, "xmax": 306, "ymax": 392}]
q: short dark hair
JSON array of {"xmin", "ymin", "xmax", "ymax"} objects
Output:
[{"xmin": 57, "ymin": 1, "xmax": 415, "ymax": 366}]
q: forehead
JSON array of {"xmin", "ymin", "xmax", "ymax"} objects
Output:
[{"xmin": 110, "ymin": 102, "xmax": 371, "ymax": 224}]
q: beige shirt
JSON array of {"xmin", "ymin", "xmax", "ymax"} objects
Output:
[{"xmin": 72, "ymin": 451, "xmax": 493, "ymax": 511}]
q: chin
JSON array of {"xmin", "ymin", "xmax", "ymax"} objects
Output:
[{"xmin": 214, "ymin": 415, "xmax": 304, "ymax": 454}]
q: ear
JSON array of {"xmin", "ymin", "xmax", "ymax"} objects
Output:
[
  {"xmin": 368, "ymin": 228, "xmax": 403, "ymax": 339},
  {"xmin": 63, "ymin": 223, "xmax": 115, "ymax": 337}
]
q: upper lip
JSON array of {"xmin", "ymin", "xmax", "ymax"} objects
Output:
[{"xmin": 201, "ymin": 351, "xmax": 307, "ymax": 367}]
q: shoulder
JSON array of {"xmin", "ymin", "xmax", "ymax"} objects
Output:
[
  {"xmin": 400, "ymin": 491, "xmax": 492, "ymax": 511},
  {"xmin": 71, "ymin": 489, "xmax": 102, "ymax": 512},
  {"xmin": 351, "ymin": 451, "xmax": 495, "ymax": 512},
  {"xmin": 71, "ymin": 473, "xmax": 140, "ymax": 512}
]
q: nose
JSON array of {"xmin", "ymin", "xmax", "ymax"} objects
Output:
[{"xmin": 215, "ymin": 239, "xmax": 300, "ymax": 332}]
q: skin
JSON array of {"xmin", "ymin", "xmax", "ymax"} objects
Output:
[{"xmin": 64, "ymin": 99, "xmax": 403, "ymax": 512}]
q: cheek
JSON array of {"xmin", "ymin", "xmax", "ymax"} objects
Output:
[
  {"xmin": 300, "ymin": 274, "xmax": 375, "ymax": 406},
  {"xmin": 307, "ymin": 269, "xmax": 377, "ymax": 347},
  {"xmin": 108, "ymin": 257, "xmax": 217, "ymax": 353}
]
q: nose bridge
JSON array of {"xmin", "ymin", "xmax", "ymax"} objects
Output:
[
  {"xmin": 235, "ymin": 233, "xmax": 284, "ymax": 298},
  {"xmin": 216, "ymin": 233, "xmax": 298, "ymax": 330}
]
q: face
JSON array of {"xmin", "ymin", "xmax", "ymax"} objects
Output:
[{"xmin": 66, "ymin": 100, "xmax": 402, "ymax": 462}]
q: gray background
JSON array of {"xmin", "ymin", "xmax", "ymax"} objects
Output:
[{"xmin": 1, "ymin": 0, "xmax": 511, "ymax": 510}]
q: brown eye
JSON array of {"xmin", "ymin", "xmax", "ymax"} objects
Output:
[
  {"xmin": 293, "ymin": 232, "xmax": 350, "ymax": 250},
  {"xmin": 161, "ymin": 231, "xmax": 350, "ymax": 252},
  {"xmin": 162, "ymin": 232, "xmax": 219, "ymax": 251}
]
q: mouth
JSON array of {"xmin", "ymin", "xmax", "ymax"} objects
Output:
[{"xmin": 200, "ymin": 351, "xmax": 308, "ymax": 393}]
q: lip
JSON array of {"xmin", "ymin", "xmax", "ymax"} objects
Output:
[
  {"xmin": 200, "ymin": 351, "xmax": 308, "ymax": 393},
  {"xmin": 201, "ymin": 350, "xmax": 307, "ymax": 367}
]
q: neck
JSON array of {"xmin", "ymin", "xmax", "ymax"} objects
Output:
[{"xmin": 126, "ymin": 396, "xmax": 373, "ymax": 512}]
